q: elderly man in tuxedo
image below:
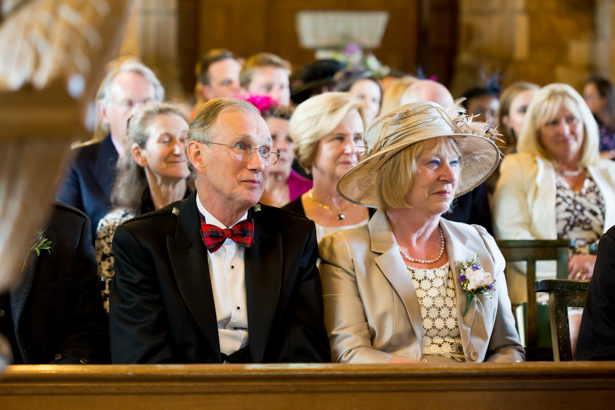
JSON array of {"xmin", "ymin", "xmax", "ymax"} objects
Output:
[{"xmin": 109, "ymin": 98, "xmax": 330, "ymax": 364}]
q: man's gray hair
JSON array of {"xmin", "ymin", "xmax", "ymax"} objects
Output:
[
  {"xmin": 186, "ymin": 98, "xmax": 260, "ymax": 173},
  {"xmin": 93, "ymin": 58, "xmax": 165, "ymax": 141}
]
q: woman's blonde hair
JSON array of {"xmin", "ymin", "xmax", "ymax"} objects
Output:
[
  {"xmin": 518, "ymin": 83, "xmax": 600, "ymax": 167},
  {"xmin": 375, "ymin": 137, "xmax": 462, "ymax": 211},
  {"xmin": 290, "ymin": 92, "xmax": 367, "ymax": 172},
  {"xmin": 380, "ymin": 77, "xmax": 420, "ymax": 115}
]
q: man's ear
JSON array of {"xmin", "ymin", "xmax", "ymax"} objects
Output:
[
  {"xmin": 187, "ymin": 141, "xmax": 207, "ymax": 174},
  {"xmin": 132, "ymin": 143, "xmax": 148, "ymax": 167},
  {"xmin": 98, "ymin": 100, "xmax": 111, "ymax": 125}
]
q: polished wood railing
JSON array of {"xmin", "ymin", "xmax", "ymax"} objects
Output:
[{"xmin": 1, "ymin": 362, "xmax": 615, "ymax": 409}]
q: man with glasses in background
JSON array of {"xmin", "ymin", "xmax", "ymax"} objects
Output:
[
  {"xmin": 56, "ymin": 58, "xmax": 164, "ymax": 242},
  {"xmin": 109, "ymin": 98, "xmax": 330, "ymax": 364}
]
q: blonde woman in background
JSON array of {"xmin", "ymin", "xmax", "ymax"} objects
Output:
[
  {"xmin": 282, "ymin": 93, "xmax": 372, "ymax": 241},
  {"xmin": 493, "ymin": 83, "xmax": 615, "ymax": 355}
]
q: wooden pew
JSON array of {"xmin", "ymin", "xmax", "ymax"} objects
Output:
[{"xmin": 1, "ymin": 363, "xmax": 615, "ymax": 409}]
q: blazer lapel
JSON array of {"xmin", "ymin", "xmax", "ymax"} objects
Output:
[
  {"xmin": 166, "ymin": 192, "xmax": 221, "ymax": 359},
  {"xmin": 370, "ymin": 211, "xmax": 424, "ymax": 345},
  {"xmin": 10, "ymin": 253, "xmax": 38, "ymax": 359},
  {"xmin": 441, "ymin": 220, "xmax": 495, "ymax": 355},
  {"xmin": 245, "ymin": 206, "xmax": 282, "ymax": 363}
]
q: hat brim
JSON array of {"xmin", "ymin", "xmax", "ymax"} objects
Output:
[{"xmin": 337, "ymin": 133, "xmax": 500, "ymax": 208}]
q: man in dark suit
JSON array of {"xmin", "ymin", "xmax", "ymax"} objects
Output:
[
  {"xmin": 577, "ymin": 225, "xmax": 615, "ymax": 361},
  {"xmin": 110, "ymin": 98, "xmax": 330, "ymax": 364},
  {"xmin": 56, "ymin": 59, "xmax": 164, "ymax": 242},
  {"xmin": 0, "ymin": 202, "xmax": 110, "ymax": 364}
]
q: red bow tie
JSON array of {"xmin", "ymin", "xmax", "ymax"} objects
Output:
[{"xmin": 199, "ymin": 215, "xmax": 254, "ymax": 253}]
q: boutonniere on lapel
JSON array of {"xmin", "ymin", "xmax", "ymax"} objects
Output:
[
  {"xmin": 457, "ymin": 254, "xmax": 496, "ymax": 317},
  {"xmin": 22, "ymin": 229, "xmax": 52, "ymax": 271}
]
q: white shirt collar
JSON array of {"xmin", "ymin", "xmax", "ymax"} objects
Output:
[{"xmin": 196, "ymin": 193, "xmax": 248, "ymax": 229}]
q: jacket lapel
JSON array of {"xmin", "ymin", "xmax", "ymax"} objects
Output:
[
  {"xmin": 589, "ymin": 164, "xmax": 615, "ymax": 232},
  {"xmin": 370, "ymin": 211, "xmax": 424, "ymax": 345},
  {"xmin": 166, "ymin": 191, "xmax": 221, "ymax": 360},
  {"xmin": 245, "ymin": 206, "xmax": 282, "ymax": 363},
  {"xmin": 441, "ymin": 220, "xmax": 495, "ymax": 356},
  {"xmin": 10, "ymin": 253, "xmax": 38, "ymax": 358}
]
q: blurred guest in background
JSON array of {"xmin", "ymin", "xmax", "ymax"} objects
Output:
[
  {"xmin": 498, "ymin": 81, "xmax": 540, "ymax": 155},
  {"xmin": 194, "ymin": 48, "xmax": 242, "ymax": 110},
  {"xmin": 319, "ymin": 102, "xmax": 523, "ymax": 364},
  {"xmin": 583, "ymin": 75, "xmax": 615, "ymax": 159},
  {"xmin": 380, "ymin": 77, "xmax": 420, "ymax": 115},
  {"xmin": 1, "ymin": 202, "xmax": 109, "ymax": 364},
  {"xmin": 400, "ymin": 80, "xmax": 455, "ymax": 108},
  {"xmin": 96, "ymin": 103, "xmax": 192, "ymax": 311},
  {"xmin": 461, "ymin": 87, "xmax": 500, "ymax": 128},
  {"xmin": 291, "ymin": 59, "xmax": 346, "ymax": 105},
  {"xmin": 258, "ymin": 102, "xmax": 312, "ymax": 207},
  {"xmin": 485, "ymin": 81, "xmax": 539, "ymax": 195},
  {"xmin": 240, "ymin": 53, "xmax": 291, "ymax": 106},
  {"xmin": 283, "ymin": 93, "xmax": 371, "ymax": 241},
  {"xmin": 493, "ymin": 84, "xmax": 615, "ymax": 353},
  {"xmin": 334, "ymin": 67, "xmax": 382, "ymax": 124},
  {"xmin": 56, "ymin": 59, "xmax": 164, "ymax": 242}
]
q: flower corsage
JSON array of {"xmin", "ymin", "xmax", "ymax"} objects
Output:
[
  {"xmin": 457, "ymin": 254, "xmax": 496, "ymax": 317},
  {"xmin": 22, "ymin": 229, "xmax": 52, "ymax": 271}
]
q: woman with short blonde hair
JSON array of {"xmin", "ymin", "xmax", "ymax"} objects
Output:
[{"xmin": 283, "ymin": 92, "xmax": 371, "ymax": 241}]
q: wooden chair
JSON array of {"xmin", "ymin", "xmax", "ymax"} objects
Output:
[
  {"xmin": 496, "ymin": 239, "xmax": 572, "ymax": 361},
  {"xmin": 533, "ymin": 279, "xmax": 589, "ymax": 361}
]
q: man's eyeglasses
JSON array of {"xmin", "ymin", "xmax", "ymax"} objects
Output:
[{"xmin": 206, "ymin": 141, "xmax": 281, "ymax": 166}]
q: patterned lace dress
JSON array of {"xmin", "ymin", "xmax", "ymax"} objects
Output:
[
  {"xmin": 96, "ymin": 208, "xmax": 137, "ymax": 312},
  {"xmin": 406, "ymin": 262, "xmax": 466, "ymax": 362},
  {"xmin": 555, "ymin": 175, "xmax": 605, "ymax": 255}
]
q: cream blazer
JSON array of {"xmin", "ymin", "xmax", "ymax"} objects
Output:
[
  {"xmin": 493, "ymin": 153, "xmax": 615, "ymax": 241},
  {"xmin": 318, "ymin": 211, "xmax": 525, "ymax": 364}
]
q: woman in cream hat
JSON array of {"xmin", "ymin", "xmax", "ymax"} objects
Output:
[{"xmin": 319, "ymin": 101, "xmax": 524, "ymax": 364}]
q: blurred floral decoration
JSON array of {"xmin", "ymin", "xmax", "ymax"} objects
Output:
[{"xmin": 328, "ymin": 42, "xmax": 390, "ymax": 79}]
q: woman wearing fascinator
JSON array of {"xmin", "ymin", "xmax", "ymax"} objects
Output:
[{"xmin": 318, "ymin": 101, "xmax": 524, "ymax": 364}]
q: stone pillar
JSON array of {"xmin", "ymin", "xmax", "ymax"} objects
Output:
[
  {"xmin": 451, "ymin": 0, "xmax": 597, "ymax": 95},
  {"xmin": 118, "ymin": 0, "xmax": 185, "ymax": 101}
]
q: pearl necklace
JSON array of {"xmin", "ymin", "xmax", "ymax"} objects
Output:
[
  {"xmin": 308, "ymin": 190, "xmax": 356, "ymax": 220},
  {"xmin": 399, "ymin": 226, "xmax": 445, "ymax": 264}
]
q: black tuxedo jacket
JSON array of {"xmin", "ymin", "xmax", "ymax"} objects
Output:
[
  {"xmin": 56, "ymin": 135, "xmax": 119, "ymax": 243},
  {"xmin": 109, "ymin": 191, "xmax": 331, "ymax": 364},
  {"xmin": 7, "ymin": 202, "xmax": 110, "ymax": 364}
]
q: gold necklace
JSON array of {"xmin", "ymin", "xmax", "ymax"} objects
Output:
[{"xmin": 308, "ymin": 190, "xmax": 356, "ymax": 220}]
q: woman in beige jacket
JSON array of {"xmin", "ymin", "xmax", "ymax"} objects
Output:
[
  {"xmin": 493, "ymin": 83, "xmax": 615, "ymax": 355},
  {"xmin": 319, "ymin": 102, "xmax": 524, "ymax": 364}
]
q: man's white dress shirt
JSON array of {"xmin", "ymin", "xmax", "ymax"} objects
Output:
[{"xmin": 196, "ymin": 194, "xmax": 249, "ymax": 355}]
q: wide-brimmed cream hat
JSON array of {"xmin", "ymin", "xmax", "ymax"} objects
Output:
[{"xmin": 337, "ymin": 101, "xmax": 501, "ymax": 207}]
